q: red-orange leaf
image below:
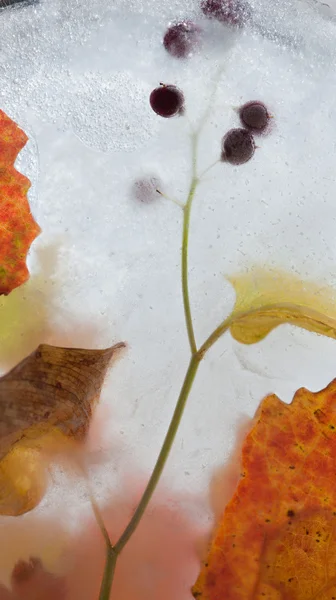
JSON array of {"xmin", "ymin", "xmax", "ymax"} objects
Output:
[
  {"xmin": 0, "ymin": 110, "xmax": 40, "ymax": 295},
  {"xmin": 193, "ymin": 379, "xmax": 336, "ymax": 600}
]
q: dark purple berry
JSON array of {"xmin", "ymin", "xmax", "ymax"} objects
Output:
[
  {"xmin": 149, "ymin": 84, "xmax": 185, "ymax": 118},
  {"xmin": 200, "ymin": 0, "xmax": 252, "ymax": 27},
  {"xmin": 221, "ymin": 128, "xmax": 255, "ymax": 165},
  {"xmin": 239, "ymin": 101, "xmax": 271, "ymax": 134},
  {"xmin": 163, "ymin": 21, "xmax": 202, "ymax": 59},
  {"xmin": 132, "ymin": 176, "xmax": 161, "ymax": 203}
]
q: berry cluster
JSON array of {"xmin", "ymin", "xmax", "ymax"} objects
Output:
[
  {"xmin": 148, "ymin": 0, "xmax": 272, "ymax": 169},
  {"xmin": 163, "ymin": 0, "xmax": 252, "ymax": 61},
  {"xmin": 221, "ymin": 101, "xmax": 272, "ymax": 165},
  {"xmin": 149, "ymin": 84, "xmax": 271, "ymax": 166}
]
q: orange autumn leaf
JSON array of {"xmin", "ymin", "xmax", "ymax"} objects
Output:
[
  {"xmin": 0, "ymin": 110, "xmax": 40, "ymax": 295},
  {"xmin": 193, "ymin": 379, "xmax": 336, "ymax": 600},
  {"xmin": 0, "ymin": 342, "xmax": 125, "ymax": 516}
]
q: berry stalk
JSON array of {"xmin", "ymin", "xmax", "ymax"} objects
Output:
[{"xmin": 95, "ymin": 62, "xmax": 271, "ymax": 598}]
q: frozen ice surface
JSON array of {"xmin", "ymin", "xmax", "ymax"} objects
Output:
[{"xmin": 2, "ymin": 0, "xmax": 336, "ymax": 578}]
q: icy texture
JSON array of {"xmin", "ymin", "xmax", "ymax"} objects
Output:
[{"xmin": 1, "ymin": 0, "xmax": 336, "ymax": 581}]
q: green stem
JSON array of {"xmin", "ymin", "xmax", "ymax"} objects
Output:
[
  {"xmin": 181, "ymin": 132, "xmax": 199, "ymax": 355},
  {"xmin": 91, "ymin": 497, "xmax": 113, "ymax": 551},
  {"xmin": 114, "ymin": 353, "xmax": 201, "ymax": 554},
  {"xmin": 156, "ymin": 188, "xmax": 185, "ymax": 209},
  {"xmin": 96, "ymin": 316, "xmax": 233, "ymax": 598},
  {"xmin": 198, "ymin": 160, "xmax": 220, "ymax": 181},
  {"xmin": 99, "ymin": 546, "xmax": 117, "ymax": 600},
  {"xmin": 112, "ymin": 135, "xmax": 201, "ymax": 556},
  {"xmin": 95, "ymin": 314, "xmax": 233, "ymax": 600},
  {"xmin": 195, "ymin": 65, "xmax": 225, "ymax": 138},
  {"xmin": 198, "ymin": 316, "xmax": 233, "ymax": 358},
  {"xmin": 95, "ymin": 354, "xmax": 201, "ymax": 599},
  {"xmin": 182, "ymin": 177, "xmax": 198, "ymax": 355},
  {"xmin": 90, "ymin": 495, "xmax": 118, "ymax": 600},
  {"xmin": 94, "ymin": 77, "xmax": 229, "ymax": 598}
]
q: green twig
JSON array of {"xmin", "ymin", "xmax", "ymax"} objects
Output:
[
  {"xmin": 94, "ymin": 69, "xmax": 229, "ymax": 599},
  {"xmin": 198, "ymin": 160, "xmax": 220, "ymax": 181},
  {"xmin": 156, "ymin": 188, "xmax": 185, "ymax": 209},
  {"xmin": 89, "ymin": 493, "xmax": 117, "ymax": 600},
  {"xmin": 95, "ymin": 315, "xmax": 233, "ymax": 599},
  {"xmin": 114, "ymin": 353, "xmax": 201, "ymax": 555},
  {"xmin": 99, "ymin": 546, "xmax": 117, "ymax": 600},
  {"xmin": 198, "ymin": 316, "xmax": 233, "ymax": 358},
  {"xmin": 181, "ymin": 132, "xmax": 199, "ymax": 355},
  {"xmin": 182, "ymin": 178, "xmax": 198, "ymax": 355},
  {"xmin": 112, "ymin": 142, "xmax": 203, "ymax": 559},
  {"xmin": 195, "ymin": 65, "xmax": 225, "ymax": 138}
]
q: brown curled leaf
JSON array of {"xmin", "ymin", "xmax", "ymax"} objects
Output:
[
  {"xmin": 0, "ymin": 342, "xmax": 125, "ymax": 516},
  {"xmin": 9, "ymin": 557, "xmax": 66, "ymax": 600}
]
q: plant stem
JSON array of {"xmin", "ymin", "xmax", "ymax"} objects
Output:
[
  {"xmin": 97, "ymin": 355, "xmax": 201, "ymax": 599},
  {"xmin": 99, "ymin": 546, "xmax": 117, "ymax": 600},
  {"xmin": 89, "ymin": 493, "xmax": 117, "ymax": 600},
  {"xmin": 195, "ymin": 65, "xmax": 225, "ymax": 138},
  {"xmin": 181, "ymin": 131, "xmax": 199, "ymax": 355},
  {"xmin": 94, "ymin": 75, "xmax": 229, "ymax": 598},
  {"xmin": 96, "ymin": 313, "xmax": 233, "ymax": 598},
  {"xmin": 91, "ymin": 495, "xmax": 113, "ymax": 551},
  {"xmin": 114, "ymin": 353, "xmax": 200, "ymax": 554},
  {"xmin": 156, "ymin": 188, "xmax": 185, "ymax": 209},
  {"xmin": 198, "ymin": 160, "xmax": 220, "ymax": 181},
  {"xmin": 182, "ymin": 177, "xmax": 198, "ymax": 355},
  {"xmin": 95, "ymin": 315, "xmax": 233, "ymax": 600},
  {"xmin": 112, "ymin": 133, "xmax": 200, "ymax": 556},
  {"xmin": 198, "ymin": 316, "xmax": 233, "ymax": 358}
]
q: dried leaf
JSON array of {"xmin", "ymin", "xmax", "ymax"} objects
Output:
[
  {"xmin": 8, "ymin": 557, "xmax": 66, "ymax": 600},
  {"xmin": 0, "ymin": 342, "xmax": 125, "ymax": 516},
  {"xmin": 11, "ymin": 558, "xmax": 43, "ymax": 586},
  {"xmin": 0, "ymin": 110, "xmax": 40, "ymax": 295},
  {"xmin": 193, "ymin": 378, "xmax": 336, "ymax": 600},
  {"xmin": 227, "ymin": 267, "xmax": 336, "ymax": 344}
]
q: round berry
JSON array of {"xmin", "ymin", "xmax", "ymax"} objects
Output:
[
  {"xmin": 149, "ymin": 84, "xmax": 185, "ymax": 118},
  {"xmin": 163, "ymin": 21, "xmax": 202, "ymax": 59},
  {"xmin": 239, "ymin": 101, "xmax": 271, "ymax": 134},
  {"xmin": 132, "ymin": 176, "xmax": 161, "ymax": 203},
  {"xmin": 221, "ymin": 128, "xmax": 255, "ymax": 165},
  {"xmin": 200, "ymin": 0, "xmax": 252, "ymax": 27}
]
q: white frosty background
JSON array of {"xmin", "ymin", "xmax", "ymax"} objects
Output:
[{"xmin": 1, "ymin": 0, "xmax": 336, "ymax": 583}]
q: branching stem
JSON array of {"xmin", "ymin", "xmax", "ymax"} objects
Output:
[{"xmin": 96, "ymin": 68, "xmax": 227, "ymax": 600}]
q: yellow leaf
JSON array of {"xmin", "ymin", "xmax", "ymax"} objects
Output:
[
  {"xmin": 227, "ymin": 267, "xmax": 336, "ymax": 344},
  {"xmin": 0, "ymin": 342, "xmax": 125, "ymax": 516}
]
